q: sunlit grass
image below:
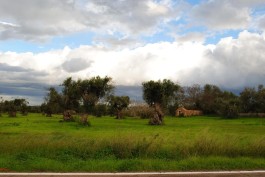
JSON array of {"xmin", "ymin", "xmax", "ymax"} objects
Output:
[{"xmin": 0, "ymin": 113, "xmax": 264, "ymax": 172}]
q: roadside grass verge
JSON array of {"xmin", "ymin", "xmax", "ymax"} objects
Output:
[
  {"xmin": 0, "ymin": 113, "xmax": 264, "ymax": 171},
  {"xmin": 0, "ymin": 156, "xmax": 264, "ymax": 172}
]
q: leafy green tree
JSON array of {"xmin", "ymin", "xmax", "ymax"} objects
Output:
[
  {"xmin": 217, "ymin": 91, "xmax": 239, "ymax": 118},
  {"xmin": 79, "ymin": 76, "xmax": 113, "ymax": 113},
  {"xmin": 0, "ymin": 97, "xmax": 3, "ymax": 116},
  {"xmin": 61, "ymin": 77, "xmax": 81, "ymax": 111},
  {"xmin": 43, "ymin": 87, "xmax": 63, "ymax": 116},
  {"xmin": 4, "ymin": 100, "xmax": 16, "ymax": 117},
  {"xmin": 60, "ymin": 76, "xmax": 113, "ymax": 116},
  {"xmin": 108, "ymin": 95, "xmax": 130, "ymax": 119},
  {"xmin": 142, "ymin": 79, "xmax": 179, "ymax": 125},
  {"xmin": 255, "ymin": 85, "xmax": 265, "ymax": 113},
  {"xmin": 239, "ymin": 87, "xmax": 257, "ymax": 113},
  {"xmin": 18, "ymin": 99, "xmax": 29, "ymax": 116},
  {"xmin": 199, "ymin": 84, "xmax": 222, "ymax": 114}
]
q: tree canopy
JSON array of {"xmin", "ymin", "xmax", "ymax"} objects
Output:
[
  {"xmin": 108, "ymin": 95, "xmax": 130, "ymax": 119},
  {"xmin": 142, "ymin": 79, "xmax": 179, "ymax": 125}
]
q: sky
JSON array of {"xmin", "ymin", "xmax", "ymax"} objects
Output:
[{"xmin": 0, "ymin": 0, "xmax": 265, "ymax": 105}]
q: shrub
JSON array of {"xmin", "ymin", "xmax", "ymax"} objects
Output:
[
  {"xmin": 76, "ymin": 114, "xmax": 91, "ymax": 126},
  {"xmin": 122, "ymin": 105, "xmax": 153, "ymax": 119},
  {"xmin": 93, "ymin": 104, "xmax": 108, "ymax": 117},
  {"xmin": 8, "ymin": 111, "xmax": 16, "ymax": 117},
  {"xmin": 221, "ymin": 104, "xmax": 239, "ymax": 119}
]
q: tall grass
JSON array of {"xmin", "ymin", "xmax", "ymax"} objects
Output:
[
  {"xmin": 0, "ymin": 114, "xmax": 264, "ymax": 171},
  {"xmin": 1, "ymin": 129, "xmax": 264, "ymax": 160}
]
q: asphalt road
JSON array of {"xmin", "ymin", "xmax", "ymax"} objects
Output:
[{"xmin": 0, "ymin": 171, "xmax": 265, "ymax": 177}]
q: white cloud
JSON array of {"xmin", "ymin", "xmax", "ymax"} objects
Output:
[
  {"xmin": 1, "ymin": 31, "xmax": 265, "ymax": 104},
  {"xmin": 1, "ymin": 31, "xmax": 265, "ymax": 88},
  {"xmin": 0, "ymin": 0, "xmax": 179, "ymax": 42},
  {"xmin": 257, "ymin": 15, "xmax": 265, "ymax": 31},
  {"xmin": 191, "ymin": 0, "xmax": 251, "ymax": 30},
  {"xmin": 174, "ymin": 32, "xmax": 206, "ymax": 43},
  {"xmin": 230, "ymin": 0, "xmax": 265, "ymax": 7},
  {"xmin": 181, "ymin": 30, "xmax": 265, "ymax": 87}
]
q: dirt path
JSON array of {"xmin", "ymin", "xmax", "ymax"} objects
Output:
[{"xmin": 1, "ymin": 171, "xmax": 265, "ymax": 177}]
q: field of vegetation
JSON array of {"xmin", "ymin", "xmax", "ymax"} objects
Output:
[{"xmin": 0, "ymin": 113, "xmax": 264, "ymax": 172}]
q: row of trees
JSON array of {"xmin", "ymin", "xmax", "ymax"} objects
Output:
[
  {"xmin": 42, "ymin": 76, "xmax": 130, "ymax": 120},
  {"xmin": 174, "ymin": 84, "xmax": 265, "ymax": 117},
  {"xmin": 0, "ymin": 98, "xmax": 28, "ymax": 117},
  {"xmin": 2, "ymin": 76, "xmax": 265, "ymax": 125},
  {"xmin": 41, "ymin": 76, "xmax": 265, "ymax": 125}
]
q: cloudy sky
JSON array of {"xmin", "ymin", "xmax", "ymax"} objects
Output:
[{"xmin": 0, "ymin": 0, "xmax": 265, "ymax": 105}]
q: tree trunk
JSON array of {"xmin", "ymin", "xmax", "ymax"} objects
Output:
[
  {"xmin": 149, "ymin": 103, "xmax": 164, "ymax": 125},
  {"xmin": 8, "ymin": 111, "xmax": 16, "ymax": 117},
  {"xmin": 63, "ymin": 110, "xmax": 75, "ymax": 121},
  {"xmin": 116, "ymin": 109, "xmax": 122, "ymax": 119}
]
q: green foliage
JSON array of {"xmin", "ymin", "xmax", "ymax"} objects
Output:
[
  {"xmin": 61, "ymin": 77, "xmax": 82, "ymax": 111},
  {"xmin": 0, "ymin": 97, "xmax": 3, "ymax": 116},
  {"xmin": 93, "ymin": 104, "xmax": 108, "ymax": 117},
  {"xmin": 43, "ymin": 87, "xmax": 63, "ymax": 116},
  {"xmin": 74, "ymin": 114, "xmax": 91, "ymax": 126},
  {"xmin": 1, "ymin": 99, "xmax": 29, "ymax": 117},
  {"xmin": 122, "ymin": 105, "xmax": 153, "ymax": 119},
  {"xmin": 79, "ymin": 76, "xmax": 113, "ymax": 113},
  {"xmin": 122, "ymin": 105, "xmax": 154, "ymax": 119},
  {"xmin": 108, "ymin": 95, "xmax": 130, "ymax": 119},
  {"xmin": 142, "ymin": 79, "xmax": 179, "ymax": 125},
  {"xmin": 239, "ymin": 85, "xmax": 265, "ymax": 113},
  {"xmin": 240, "ymin": 87, "xmax": 257, "ymax": 113},
  {"xmin": 142, "ymin": 79, "xmax": 179, "ymax": 108},
  {"xmin": 199, "ymin": 84, "xmax": 222, "ymax": 114},
  {"xmin": 60, "ymin": 76, "xmax": 113, "ymax": 114}
]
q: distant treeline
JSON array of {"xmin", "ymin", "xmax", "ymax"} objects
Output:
[{"xmin": 1, "ymin": 76, "xmax": 265, "ymax": 120}]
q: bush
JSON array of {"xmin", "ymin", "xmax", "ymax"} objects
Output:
[
  {"xmin": 75, "ymin": 114, "xmax": 91, "ymax": 126},
  {"xmin": 122, "ymin": 105, "xmax": 153, "ymax": 119},
  {"xmin": 221, "ymin": 104, "xmax": 239, "ymax": 119},
  {"xmin": 8, "ymin": 111, "xmax": 16, "ymax": 117},
  {"xmin": 93, "ymin": 104, "xmax": 108, "ymax": 117}
]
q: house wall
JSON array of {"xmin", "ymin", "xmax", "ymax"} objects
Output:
[{"xmin": 176, "ymin": 107, "xmax": 202, "ymax": 117}]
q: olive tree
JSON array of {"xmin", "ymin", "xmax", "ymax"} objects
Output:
[
  {"xmin": 142, "ymin": 79, "xmax": 179, "ymax": 125},
  {"xmin": 43, "ymin": 87, "xmax": 63, "ymax": 117},
  {"xmin": 60, "ymin": 76, "xmax": 113, "ymax": 117},
  {"xmin": 108, "ymin": 95, "xmax": 130, "ymax": 119},
  {"xmin": 79, "ymin": 76, "xmax": 113, "ymax": 114}
]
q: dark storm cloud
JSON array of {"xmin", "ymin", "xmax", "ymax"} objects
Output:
[
  {"xmin": 0, "ymin": 63, "xmax": 31, "ymax": 72},
  {"xmin": 62, "ymin": 58, "xmax": 92, "ymax": 73}
]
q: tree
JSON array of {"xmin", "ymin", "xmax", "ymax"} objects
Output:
[
  {"xmin": 199, "ymin": 84, "xmax": 222, "ymax": 114},
  {"xmin": 60, "ymin": 76, "xmax": 113, "ymax": 116},
  {"xmin": 217, "ymin": 91, "xmax": 239, "ymax": 118},
  {"xmin": 255, "ymin": 85, "xmax": 265, "ymax": 113},
  {"xmin": 43, "ymin": 87, "xmax": 63, "ymax": 116},
  {"xmin": 239, "ymin": 87, "xmax": 256, "ymax": 113},
  {"xmin": 4, "ymin": 100, "xmax": 16, "ymax": 117},
  {"xmin": 108, "ymin": 95, "xmax": 130, "ymax": 119},
  {"xmin": 16, "ymin": 99, "xmax": 29, "ymax": 116},
  {"xmin": 61, "ymin": 77, "xmax": 81, "ymax": 111},
  {"xmin": 184, "ymin": 84, "xmax": 202, "ymax": 109},
  {"xmin": 0, "ymin": 97, "xmax": 3, "ymax": 116},
  {"xmin": 79, "ymin": 76, "xmax": 113, "ymax": 113},
  {"xmin": 142, "ymin": 79, "xmax": 179, "ymax": 125}
]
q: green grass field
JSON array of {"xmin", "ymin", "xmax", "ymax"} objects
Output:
[{"xmin": 0, "ymin": 113, "xmax": 264, "ymax": 172}]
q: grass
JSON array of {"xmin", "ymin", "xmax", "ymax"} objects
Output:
[{"xmin": 0, "ymin": 113, "xmax": 264, "ymax": 172}]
